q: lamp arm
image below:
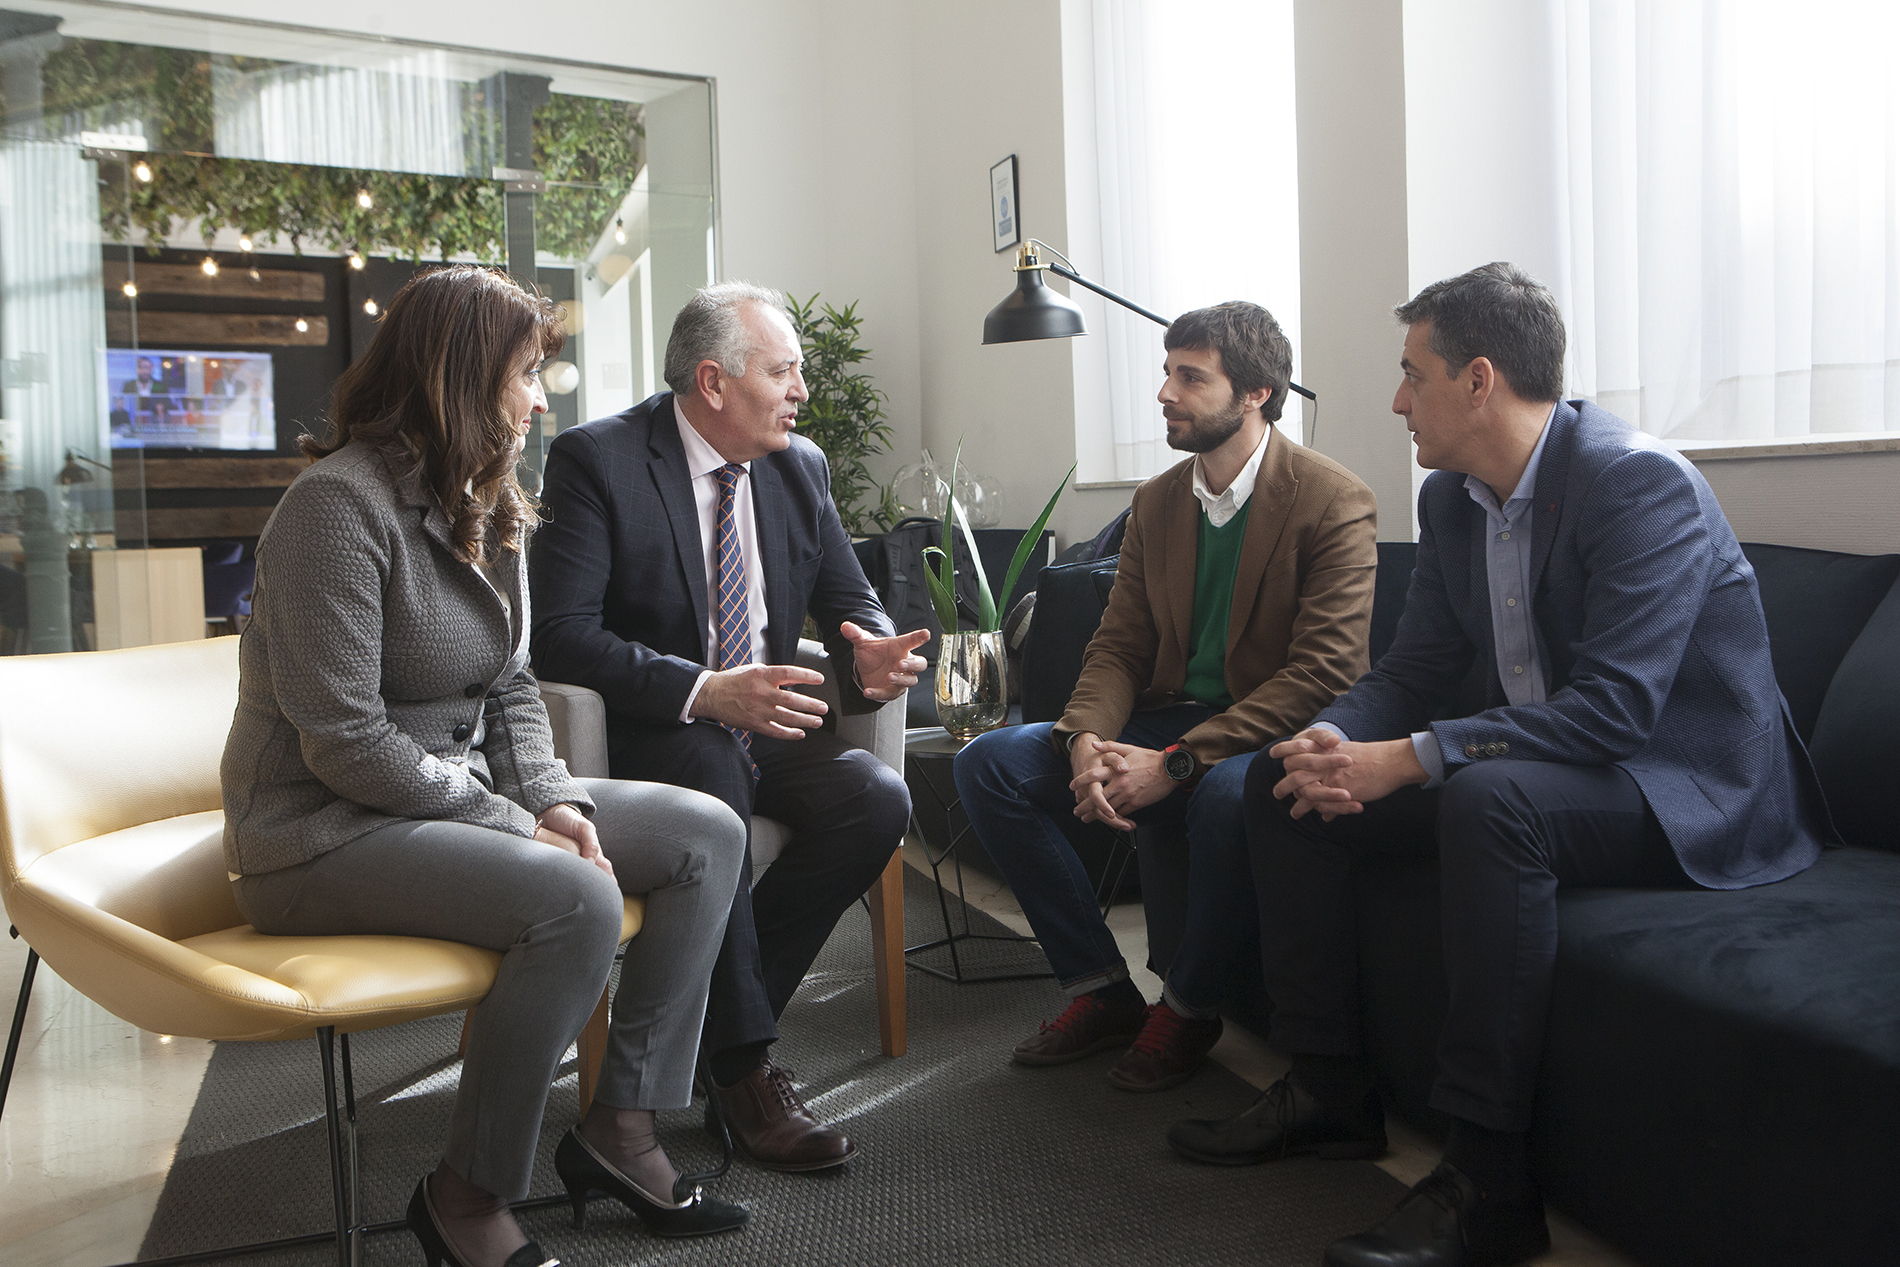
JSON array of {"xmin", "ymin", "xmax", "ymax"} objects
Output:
[
  {"xmin": 1044, "ymin": 261, "xmax": 1174, "ymax": 329},
  {"xmin": 1039, "ymin": 260, "xmax": 1316, "ymax": 404}
]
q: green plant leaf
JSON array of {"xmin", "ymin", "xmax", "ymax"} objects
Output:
[
  {"xmin": 921, "ymin": 546, "xmax": 958, "ymax": 631},
  {"xmin": 952, "ymin": 495, "xmax": 997, "ymax": 632},
  {"xmin": 998, "ymin": 462, "xmax": 1076, "ymax": 620}
]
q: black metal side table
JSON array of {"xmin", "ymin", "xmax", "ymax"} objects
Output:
[{"xmin": 901, "ymin": 727, "xmax": 1055, "ymax": 984}]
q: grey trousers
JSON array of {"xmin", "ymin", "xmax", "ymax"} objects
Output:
[{"xmin": 233, "ymin": 778, "xmax": 745, "ymax": 1199}]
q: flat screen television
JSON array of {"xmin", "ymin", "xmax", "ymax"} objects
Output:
[{"xmin": 103, "ymin": 348, "xmax": 276, "ymax": 450}]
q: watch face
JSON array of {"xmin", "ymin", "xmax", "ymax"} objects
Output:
[{"xmin": 1165, "ymin": 748, "xmax": 1194, "ymax": 780}]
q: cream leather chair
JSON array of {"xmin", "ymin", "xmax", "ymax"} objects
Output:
[
  {"xmin": 539, "ymin": 637, "xmax": 910, "ymax": 1058},
  {"xmin": 0, "ymin": 639, "xmax": 639, "ymax": 1266}
]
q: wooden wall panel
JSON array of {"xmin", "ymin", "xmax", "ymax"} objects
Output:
[
  {"xmin": 103, "ymin": 260, "xmax": 326, "ymax": 302},
  {"xmin": 104, "ymin": 312, "xmax": 329, "ymax": 347}
]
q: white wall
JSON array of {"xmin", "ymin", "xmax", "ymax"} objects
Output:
[{"xmin": 1294, "ymin": 0, "xmax": 1417, "ymax": 540}]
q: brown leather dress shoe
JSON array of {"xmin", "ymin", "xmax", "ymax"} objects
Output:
[
  {"xmin": 1106, "ymin": 1003, "xmax": 1223, "ymax": 1091},
  {"xmin": 710, "ymin": 1059, "xmax": 857, "ymax": 1172},
  {"xmin": 1011, "ymin": 991, "xmax": 1150, "ymax": 1066}
]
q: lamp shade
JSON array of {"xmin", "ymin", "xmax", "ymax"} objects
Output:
[{"xmin": 982, "ymin": 267, "xmax": 1087, "ymax": 344}]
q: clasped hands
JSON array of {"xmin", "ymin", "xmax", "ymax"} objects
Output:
[
  {"xmin": 1269, "ymin": 728, "xmax": 1429, "ymax": 821},
  {"xmin": 1068, "ymin": 734, "xmax": 1179, "ymax": 832},
  {"xmin": 534, "ymin": 802, "xmax": 614, "ymax": 877},
  {"xmin": 691, "ymin": 621, "xmax": 930, "ymax": 740}
]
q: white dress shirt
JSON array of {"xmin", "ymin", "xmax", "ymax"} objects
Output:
[
  {"xmin": 675, "ymin": 399, "xmax": 769, "ymax": 722},
  {"xmin": 1189, "ymin": 426, "xmax": 1273, "ymax": 526}
]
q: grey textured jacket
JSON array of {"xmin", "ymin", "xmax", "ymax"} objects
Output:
[{"xmin": 222, "ymin": 441, "xmax": 592, "ymax": 876}]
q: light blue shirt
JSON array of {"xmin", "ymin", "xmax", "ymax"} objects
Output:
[{"xmin": 1318, "ymin": 405, "xmax": 1557, "ymax": 786}]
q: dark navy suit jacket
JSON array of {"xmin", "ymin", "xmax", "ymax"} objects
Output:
[
  {"xmin": 528, "ymin": 391, "xmax": 891, "ymax": 730},
  {"xmin": 1316, "ymin": 401, "xmax": 1831, "ymax": 889}
]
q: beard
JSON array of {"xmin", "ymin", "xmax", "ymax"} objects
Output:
[{"xmin": 1164, "ymin": 390, "xmax": 1249, "ymax": 454}]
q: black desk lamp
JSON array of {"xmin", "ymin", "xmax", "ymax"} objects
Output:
[{"xmin": 982, "ymin": 239, "xmax": 1318, "ymax": 440}]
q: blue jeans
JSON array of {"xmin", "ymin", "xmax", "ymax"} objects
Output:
[{"xmin": 952, "ymin": 705, "xmax": 1258, "ymax": 1011}]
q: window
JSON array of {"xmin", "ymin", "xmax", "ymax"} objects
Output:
[{"xmin": 1061, "ymin": 0, "xmax": 1304, "ymax": 485}]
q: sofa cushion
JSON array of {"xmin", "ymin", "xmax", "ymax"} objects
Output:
[
  {"xmin": 1739, "ymin": 543, "xmax": 1900, "ymax": 745},
  {"xmin": 1535, "ymin": 845, "xmax": 1900, "ymax": 1267},
  {"xmin": 1806, "ymin": 563, "xmax": 1900, "ymax": 853}
]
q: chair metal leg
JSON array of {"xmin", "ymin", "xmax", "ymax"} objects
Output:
[
  {"xmin": 341, "ymin": 1032, "xmax": 361, "ymax": 1267},
  {"xmin": 1096, "ymin": 830, "xmax": 1137, "ymax": 917},
  {"xmin": 316, "ymin": 1027, "xmax": 351, "ymax": 1267},
  {"xmin": 1, "ymin": 934, "xmax": 40, "ymax": 1124}
]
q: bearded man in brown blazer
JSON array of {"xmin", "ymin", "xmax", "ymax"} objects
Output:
[{"xmin": 953, "ymin": 301, "xmax": 1376, "ymax": 1091}]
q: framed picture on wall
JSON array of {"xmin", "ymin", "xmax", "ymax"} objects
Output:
[{"xmin": 991, "ymin": 155, "xmax": 1020, "ymax": 253}]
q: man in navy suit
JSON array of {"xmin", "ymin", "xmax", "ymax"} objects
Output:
[
  {"xmin": 530, "ymin": 283, "xmax": 928, "ymax": 1174},
  {"xmin": 1167, "ymin": 264, "xmax": 1831, "ymax": 1267}
]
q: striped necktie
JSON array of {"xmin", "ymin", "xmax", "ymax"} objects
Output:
[{"xmin": 713, "ymin": 463, "xmax": 758, "ymax": 775}]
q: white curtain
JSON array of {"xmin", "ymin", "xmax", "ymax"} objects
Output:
[
  {"xmin": 211, "ymin": 52, "xmax": 482, "ymax": 177},
  {"xmin": 1070, "ymin": 0, "xmax": 1302, "ymax": 482},
  {"xmin": 1558, "ymin": 0, "xmax": 1900, "ymax": 441}
]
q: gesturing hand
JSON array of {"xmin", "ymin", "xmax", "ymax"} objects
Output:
[
  {"xmin": 692, "ymin": 663, "xmax": 829, "ymax": 739},
  {"xmin": 535, "ymin": 802, "xmax": 614, "ymax": 878},
  {"xmin": 842, "ymin": 621, "xmax": 930, "ymax": 702}
]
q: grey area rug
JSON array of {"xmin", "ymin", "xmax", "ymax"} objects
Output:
[{"xmin": 141, "ymin": 866, "xmax": 1405, "ymax": 1266}]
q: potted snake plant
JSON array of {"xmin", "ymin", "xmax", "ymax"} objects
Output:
[{"xmin": 921, "ymin": 445, "xmax": 1074, "ymax": 741}]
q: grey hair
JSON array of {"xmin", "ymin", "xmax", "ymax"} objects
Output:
[
  {"xmin": 1394, "ymin": 262, "xmax": 1566, "ymax": 403},
  {"xmin": 662, "ymin": 281, "xmax": 793, "ymax": 394}
]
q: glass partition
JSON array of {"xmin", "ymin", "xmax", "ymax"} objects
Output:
[{"xmin": 0, "ymin": 0, "xmax": 716, "ymax": 654}]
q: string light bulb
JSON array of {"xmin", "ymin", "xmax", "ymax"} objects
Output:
[
  {"xmin": 294, "ymin": 316, "xmax": 309, "ymax": 333},
  {"xmin": 248, "ymin": 267, "xmax": 261, "ymax": 282},
  {"xmin": 357, "ymin": 188, "xmax": 373, "ymax": 209},
  {"xmin": 200, "ymin": 256, "xmax": 219, "ymax": 277},
  {"xmin": 363, "ymin": 298, "xmax": 379, "ymax": 316},
  {"xmin": 614, "ymin": 217, "xmax": 626, "ymax": 245},
  {"xmin": 348, "ymin": 250, "xmax": 365, "ymax": 270},
  {"xmin": 238, "ymin": 234, "xmax": 253, "ymax": 252},
  {"xmin": 133, "ymin": 160, "xmax": 152, "ymax": 182},
  {"xmin": 122, "ymin": 281, "xmax": 138, "ymax": 298}
]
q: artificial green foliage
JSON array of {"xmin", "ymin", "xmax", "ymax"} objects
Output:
[
  {"xmin": 25, "ymin": 39, "xmax": 641, "ymax": 264},
  {"xmin": 786, "ymin": 293, "xmax": 899, "ymax": 536}
]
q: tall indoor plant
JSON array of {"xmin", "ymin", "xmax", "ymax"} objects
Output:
[
  {"xmin": 921, "ymin": 446, "xmax": 1074, "ymax": 740},
  {"xmin": 786, "ymin": 294, "xmax": 898, "ymax": 536}
]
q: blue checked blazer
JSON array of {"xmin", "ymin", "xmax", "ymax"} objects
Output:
[
  {"xmin": 527, "ymin": 391, "xmax": 892, "ymax": 727},
  {"xmin": 1316, "ymin": 401, "xmax": 1831, "ymax": 889}
]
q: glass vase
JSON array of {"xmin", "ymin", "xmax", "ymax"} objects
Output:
[{"xmin": 935, "ymin": 630, "xmax": 1009, "ymax": 742}]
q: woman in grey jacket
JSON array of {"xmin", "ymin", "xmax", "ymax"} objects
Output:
[{"xmin": 222, "ymin": 266, "xmax": 748, "ymax": 1267}]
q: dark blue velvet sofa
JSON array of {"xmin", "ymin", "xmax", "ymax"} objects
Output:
[{"xmin": 1036, "ymin": 541, "xmax": 1900, "ymax": 1267}]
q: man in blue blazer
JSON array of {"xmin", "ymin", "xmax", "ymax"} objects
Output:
[
  {"xmin": 530, "ymin": 283, "xmax": 927, "ymax": 1175},
  {"xmin": 1167, "ymin": 264, "xmax": 1831, "ymax": 1267}
]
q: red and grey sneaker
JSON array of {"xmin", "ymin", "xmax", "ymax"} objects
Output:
[
  {"xmin": 1106, "ymin": 1002, "xmax": 1223, "ymax": 1091},
  {"xmin": 1011, "ymin": 990, "xmax": 1149, "ymax": 1066}
]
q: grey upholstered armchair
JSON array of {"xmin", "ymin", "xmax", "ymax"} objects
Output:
[{"xmin": 538, "ymin": 639, "xmax": 908, "ymax": 1062}]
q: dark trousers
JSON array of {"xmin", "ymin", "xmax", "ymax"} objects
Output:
[
  {"xmin": 952, "ymin": 705, "xmax": 1257, "ymax": 1011},
  {"xmin": 610, "ymin": 718, "xmax": 909, "ymax": 1061},
  {"xmin": 1246, "ymin": 754, "xmax": 1688, "ymax": 1132}
]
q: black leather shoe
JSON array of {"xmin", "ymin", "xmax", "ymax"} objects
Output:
[
  {"xmin": 1167, "ymin": 1075, "xmax": 1386, "ymax": 1165},
  {"xmin": 554, "ymin": 1129, "xmax": 748, "ymax": 1238},
  {"xmin": 1324, "ymin": 1161, "xmax": 1550, "ymax": 1267}
]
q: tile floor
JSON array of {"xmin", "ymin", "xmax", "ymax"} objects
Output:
[{"xmin": 0, "ymin": 840, "xmax": 1637, "ymax": 1266}]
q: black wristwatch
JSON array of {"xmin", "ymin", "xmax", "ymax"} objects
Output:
[{"xmin": 1162, "ymin": 743, "xmax": 1197, "ymax": 782}]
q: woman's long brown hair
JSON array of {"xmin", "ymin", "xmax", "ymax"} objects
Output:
[{"xmin": 303, "ymin": 264, "xmax": 565, "ymax": 564}]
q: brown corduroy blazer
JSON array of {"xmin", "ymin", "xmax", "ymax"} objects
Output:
[{"xmin": 1053, "ymin": 429, "xmax": 1378, "ymax": 768}]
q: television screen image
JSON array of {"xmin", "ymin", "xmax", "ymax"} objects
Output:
[{"xmin": 104, "ymin": 348, "xmax": 276, "ymax": 450}]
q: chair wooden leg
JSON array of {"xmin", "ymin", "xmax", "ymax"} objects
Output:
[
  {"xmin": 576, "ymin": 983, "xmax": 611, "ymax": 1115},
  {"xmin": 457, "ymin": 1008, "xmax": 473, "ymax": 1057},
  {"xmin": 867, "ymin": 851, "xmax": 907, "ymax": 1057}
]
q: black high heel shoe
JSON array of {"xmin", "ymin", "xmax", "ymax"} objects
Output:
[
  {"xmin": 405, "ymin": 1177, "xmax": 561, "ymax": 1267},
  {"xmin": 554, "ymin": 1128, "xmax": 749, "ymax": 1237}
]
